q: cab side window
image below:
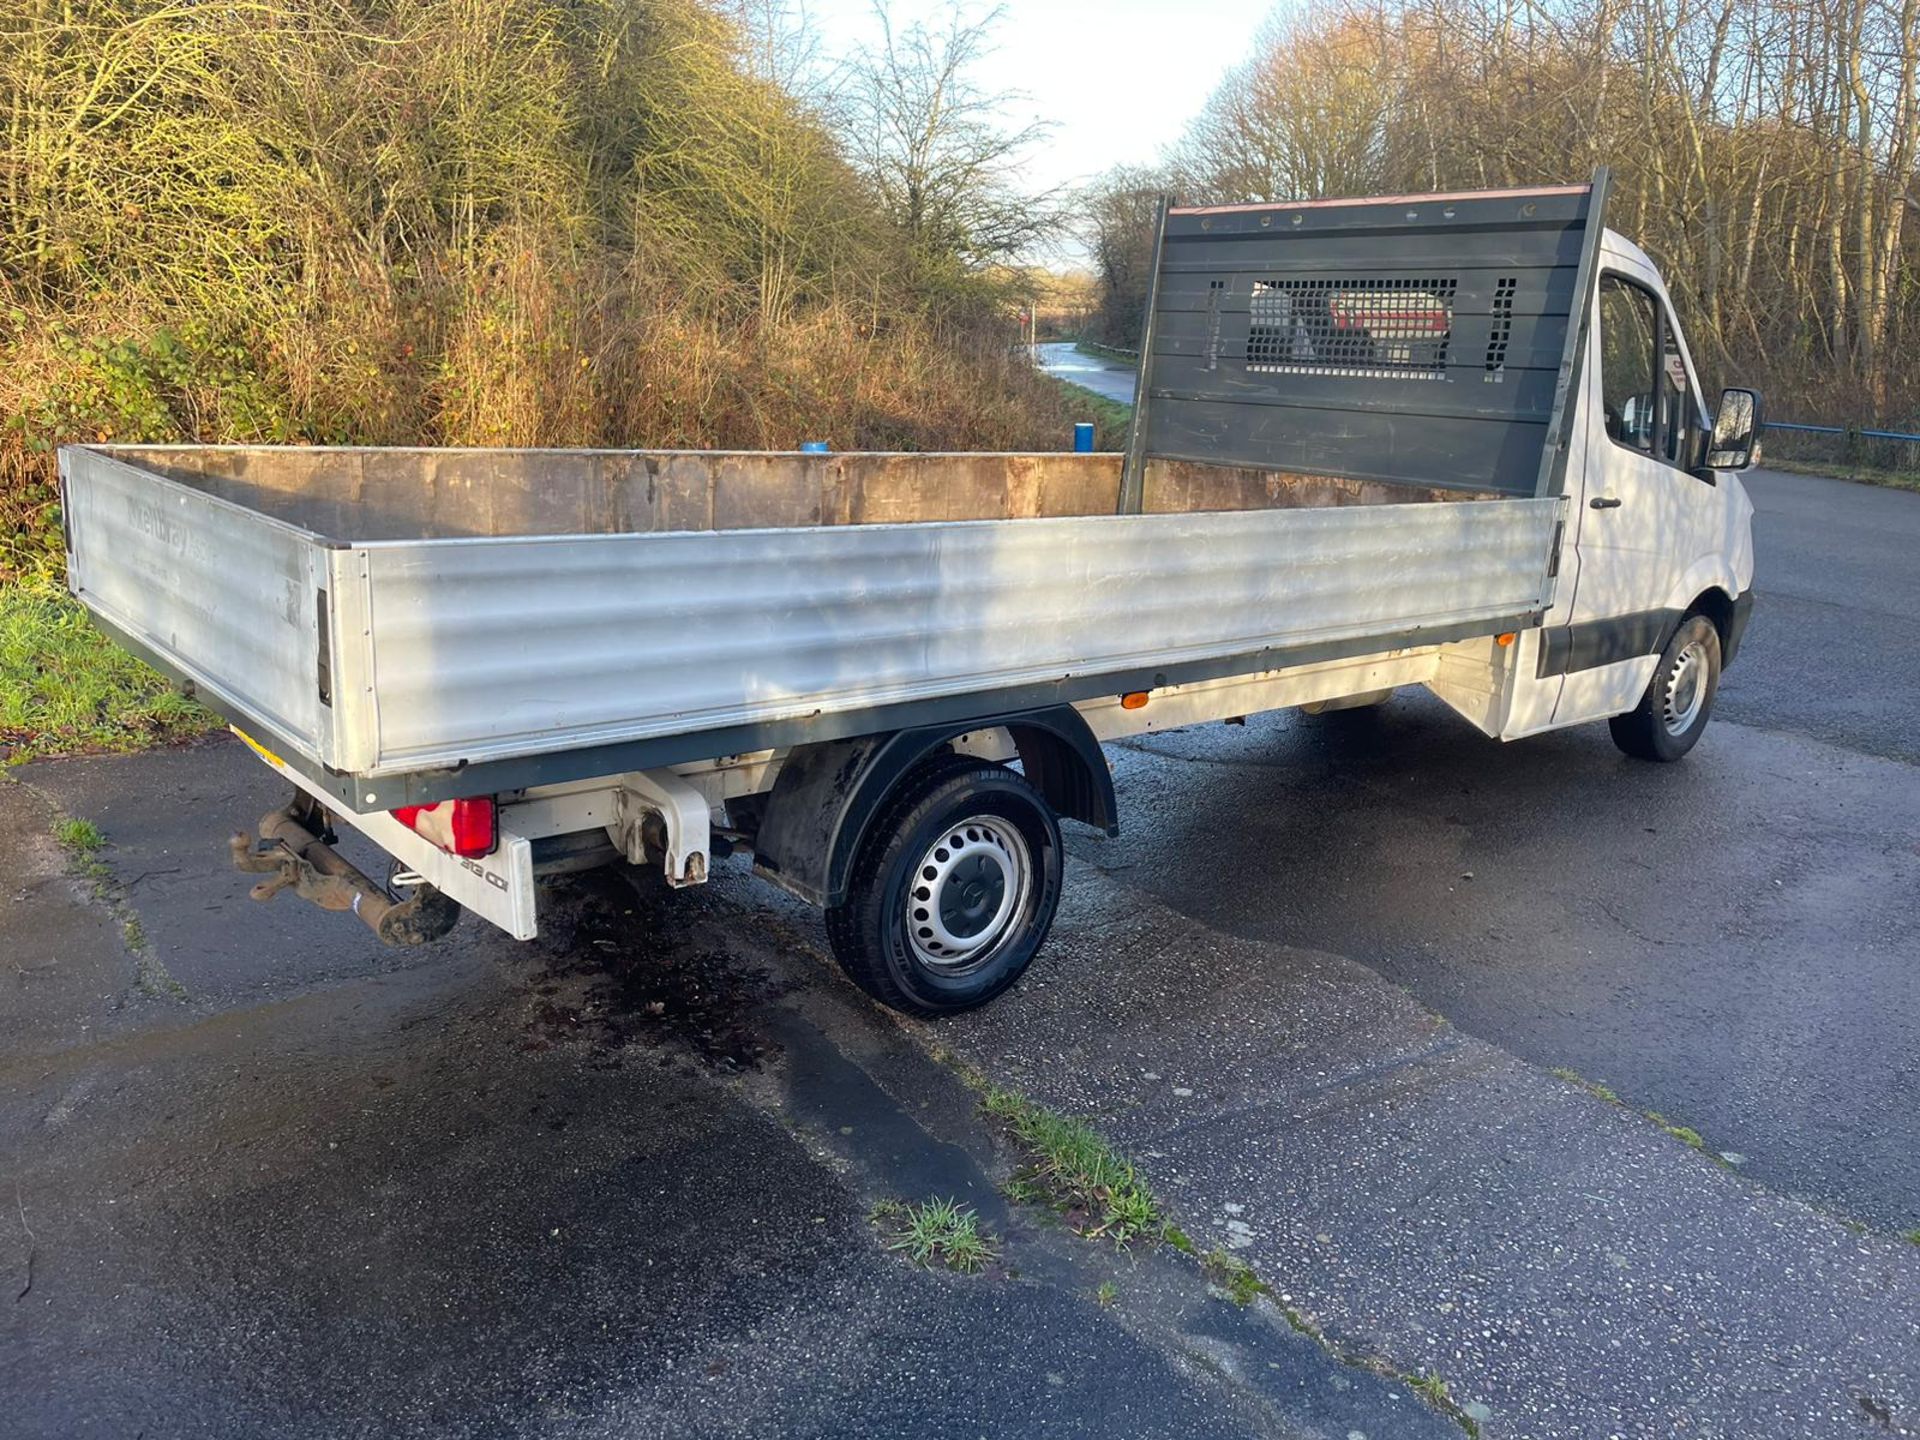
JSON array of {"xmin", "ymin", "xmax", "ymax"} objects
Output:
[{"xmin": 1598, "ymin": 275, "xmax": 1657, "ymax": 454}]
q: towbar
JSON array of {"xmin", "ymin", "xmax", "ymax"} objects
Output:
[{"xmin": 231, "ymin": 801, "xmax": 461, "ymax": 946}]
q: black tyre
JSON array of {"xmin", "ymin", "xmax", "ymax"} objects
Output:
[
  {"xmin": 824, "ymin": 757, "xmax": 1063, "ymax": 1017},
  {"xmin": 1608, "ymin": 614, "xmax": 1722, "ymax": 762}
]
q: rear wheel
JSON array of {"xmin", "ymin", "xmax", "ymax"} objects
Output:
[
  {"xmin": 1609, "ymin": 614, "xmax": 1722, "ymax": 762},
  {"xmin": 825, "ymin": 757, "xmax": 1062, "ymax": 1017}
]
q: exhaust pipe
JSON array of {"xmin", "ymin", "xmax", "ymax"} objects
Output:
[{"xmin": 231, "ymin": 801, "xmax": 461, "ymax": 946}]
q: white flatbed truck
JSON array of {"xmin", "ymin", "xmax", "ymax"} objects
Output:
[{"xmin": 59, "ymin": 172, "xmax": 1761, "ymax": 1015}]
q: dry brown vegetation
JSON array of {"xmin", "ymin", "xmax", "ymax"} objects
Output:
[
  {"xmin": 1086, "ymin": 0, "xmax": 1920, "ymax": 427},
  {"xmin": 0, "ymin": 0, "xmax": 1095, "ymax": 582}
]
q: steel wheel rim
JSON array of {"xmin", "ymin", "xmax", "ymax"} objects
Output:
[
  {"xmin": 905, "ymin": 815, "xmax": 1032, "ymax": 970},
  {"xmin": 1662, "ymin": 639, "xmax": 1709, "ymax": 736}
]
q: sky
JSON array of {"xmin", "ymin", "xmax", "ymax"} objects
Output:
[{"xmin": 797, "ymin": 0, "xmax": 1280, "ymax": 198}]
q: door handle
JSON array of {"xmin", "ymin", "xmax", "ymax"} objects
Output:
[{"xmin": 1589, "ymin": 495, "xmax": 1623, "ymax": 509}]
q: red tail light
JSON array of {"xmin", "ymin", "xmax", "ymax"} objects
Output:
[{"xmin": 391, "ymin": 797, "xmax": 497, "ymax": 858}]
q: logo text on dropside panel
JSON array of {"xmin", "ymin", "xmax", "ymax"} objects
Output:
[{"xmin": 461, "ymin": 857, "xmax": 509, "ymax": 891}]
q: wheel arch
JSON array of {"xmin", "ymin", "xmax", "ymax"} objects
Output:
[
  {"xmin": 1666, "ymin": 582, "xmax": 1752, "ymax": 668},
  {"xmin": 1682, "ymin": 585, "xmax": 1734, "ymax": 641},
  {"xmin": 752, "ymin": 705, "xmax": 1116, "ymax": 908}
]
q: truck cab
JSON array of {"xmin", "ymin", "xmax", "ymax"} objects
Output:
[{"xmin": 1525, "ymin": 228, "xmax": 1758, "ymax": 749}]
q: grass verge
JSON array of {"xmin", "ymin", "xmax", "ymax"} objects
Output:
[
  {"xmin": 981, "ymin": 1085, "xmax": 1165, "ymax": 1247},
  {"xmin": 1761, "ymin": 457, "xmax": 1920, "ymax": 492},
  {"xmin": 1039, "ymin": 376, "xmax": 1133, "ymax": 449},
  {"xmin": 869, "ymin": 1197, "xmax": 996, "ymax": 1274},
  {"xmin": 2, "ymin": 580, "xmax": 217, "ymax": 762}
]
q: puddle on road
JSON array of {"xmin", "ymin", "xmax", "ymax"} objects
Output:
[
  {"xmin": 765, "ymin": 1008, "xmax": 1012, "ymax": 1222},
  {"xmin": 512, "ymin": 870, "xmax": 791, "ymax": 1070}
]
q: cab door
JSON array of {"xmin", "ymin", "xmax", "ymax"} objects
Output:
[{"xmin": 1550, "ymin": 267, "xmax": 1716, "ymax": 725}]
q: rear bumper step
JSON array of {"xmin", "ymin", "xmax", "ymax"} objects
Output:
[{"xmin": 231, "ymin": 802, "xmax": 461, "ymax": 946}]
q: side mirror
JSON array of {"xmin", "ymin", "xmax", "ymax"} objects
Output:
[{"xmin": 1707, "ymin": 387, "xmax": 1763, "ymax": 470}]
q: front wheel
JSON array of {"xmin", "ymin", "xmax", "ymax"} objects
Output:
[
  {"xmin": 1609, "ymin": 614, "xmax": 1722, "ymax": 762},
  {"xmin": 824, "ymin": 758, "xmax": 1063, "ymax": 1017}
]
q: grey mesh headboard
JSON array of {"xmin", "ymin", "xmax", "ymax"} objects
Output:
[{"xmin": 1119, "ymin": 170, "xmax": 1610, "ymax": 509}]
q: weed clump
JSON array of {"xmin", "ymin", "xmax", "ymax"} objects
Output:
[
  {"xmin": 869, "ymin": 1198, "xmax": 996, "ymax": 1274},
  {"xmin": 1647, "ymin": 1114, "xmax": 1707, "ymax": 1150},
  {"xmin": 53, "ymin": 815, "xmax": 112, "ymax": 892},
  {"xmin": 1409, "ymin": 1371, "xmax": 1454, "ymax": 1407},
  {"xmin": 54, "ymin": 817, "xmax": 104, "ymax": 853},
  {"xmin": 981, "ymin": 1086, "xmax": 1165, "ymax": 1247},
  {"xmin": 1550, "ymin": 1066, "xmax": 1621, "ymax": 1105},
  {"xmin": 1202, "ymin": 1249, "xmax": 1269, "ymax": 1307},
  {"xmin": 1552, "ymin": 1067, "xmax": 1728, "ymax": 1163}
]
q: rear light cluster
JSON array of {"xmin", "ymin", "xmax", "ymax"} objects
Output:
[{"xmin": 391, "ymin": 797, "xmax": 497, "ymax": 858}]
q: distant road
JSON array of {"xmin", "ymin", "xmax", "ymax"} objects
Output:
[
  {"xmin": 1034, "ymin": 340, "xmax": 1138, "ymax": 406},
  {"xmin": 1717, "ymin": 464, "xmax": 1920, "ymax": 764}
]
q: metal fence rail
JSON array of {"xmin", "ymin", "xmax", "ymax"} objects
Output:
[
  {"xmin": 1771, "ymin": 421, "xmax": 1920, "ymax": 443},
  {"xmin": 1766, "ymin": 419, "xmax": 1920, "ymax": 474}
]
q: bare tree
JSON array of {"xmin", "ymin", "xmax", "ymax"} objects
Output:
[
  {"xmin": 1172, "ymin": 10, "xmax": 1391, "ymax": 204},
  {"xmin": 840, "ymin": 3, "xmax": 1064, "ymax": 298},
  {"xmin": 1082, "ymin": 0, "xmax": 1920, "ymax": 422}
]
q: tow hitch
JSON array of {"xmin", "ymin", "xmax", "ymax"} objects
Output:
[{"xmin": 231, "ymin": 799, "xmax": 461, "ymax": 946}]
